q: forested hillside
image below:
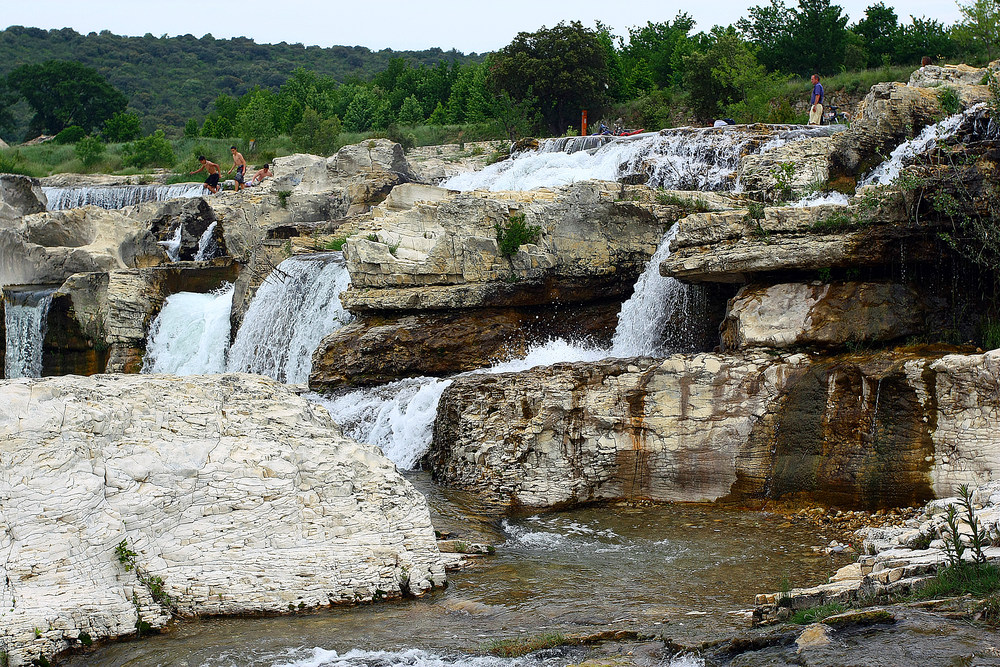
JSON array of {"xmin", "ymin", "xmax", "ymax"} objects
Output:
[{"xmin": 0, "ymin": 26, "xmax": 481, "ymax": 137}]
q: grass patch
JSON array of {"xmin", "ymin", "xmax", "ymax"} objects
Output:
[
  {"xmin": 482, "ymin": 632, "xmax": 566, "ymax": 657},
  {"xmin": 325, "ymin": 237, "xmax": 348, "ymax": 251},
  {"xmin": 914, "ymin": 562, "xmax": 1000, "ymax": 600},
  {"xmin": 790, "ymin": 602, "xmax": 846, "ymax": 624},
  {"xmin": 656, "ymin": 190, "xmax": 713, "ymax": 213}
]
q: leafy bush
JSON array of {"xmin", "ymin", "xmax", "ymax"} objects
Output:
[
  {"xmin": 54, "ymin": 125, "xmax": 86, "ymax": 144},
  {"xmin": 938, "ymin": 86, "xmax": 962, "ymax": 115},
  {"xmin": 184, "ymin": 118, "xmax": 200, "ymax": 138},
  {"xmin": 103, "ymin": 111, "xmax": 143, "ymax": 142},
  {"xmin": 121, "ymin": 130, "xmax": 176, "ymax": 168},
  {"xmin": 495, "ymin": 212, "xmax": 542, "ymax": 256},
  {"xmin": 74, "ymin": 135, "xmax": 106, "ymax": 166}
]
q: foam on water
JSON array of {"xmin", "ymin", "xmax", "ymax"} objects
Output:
[
  {"xmin": 194, "ymin": 221, "xmax": 219, "ymax": 260},
  {"xmin": 860, "ymin": 106, "xmax": 980, "ymax": 187},
  {"xmin": 158, "ymin": 225, "xmax": 183, "ymax": 262},
  {"xmin": 42, "ymin": 183, "xmax": 203, "ymax": 210},
  {"xmin": 228, "ymin": 253, "xmax": 353, "ymax": 384},
  {"xmin": 246, "ymin": 647, "xmax": 535, "ymax": 667},
  {"xmin": 141, "ymin": 284, "xmax": 234, "ymax": 375},
  {"xmin": 3, "ymin": 287, "xmax": 56, "ymax": 378},
  {"xmin": 789, "ymin": 191, "xmax": 850, "ymax": 208}
]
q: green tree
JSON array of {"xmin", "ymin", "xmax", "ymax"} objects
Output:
[
  {"xmin": 102, "ymin": 111, "xmax": 142, "ymax": 142},
  {"xmin": 898, "ymin": 16, "xmax": 959, "ymax": 64},
  {"xmin": 235, "ymin": 90, "xmax": 277, "ymax": 143},
  {"xmin": 5, "ymin": 60, "xmax": 127, "ymax": 135},
  {"xmin": 739, "ymin": 0, "xmax": 849, "ymax": 75},
  {"xmin": 397, "ymin": 95, "xmax": 425, "ymax": 125},
  {"xmin": 74, "ymin": 135, "xmax": 106, "ymax": 167},
  {"xmin": 490, "ymin": 21, "xmax": 611, "ymax": 135},
  {"xmin": 737, "ymin": 0, "xmax": 796, "ymax": 72},
  {"xmin": 956, "ymin": 0, "xmax": 1000, "ymax": 62},
  {"xmin": 620, "ymin": 15, "xmax": 696, "ymax": 88},
  {"xmin": 853, "ymin": 3, "xmax": 902, "ymax": 65},
  {"xmin": 342, "ymin": 86, "xmax": 391, "ymax": 132},
  {"xmin": 291, "ymin": 106, "xmax": 341, "ymax": 155},
  {"xmin": 121, "ymin": 130, "xmax": 175, "ymax": 168},
  {"xmin": 184, "ymin": 118, "xmax": 200, "ymax": 138}
]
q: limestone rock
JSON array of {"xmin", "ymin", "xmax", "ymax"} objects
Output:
[
  {"xmin": 341, "ymin": 181, "xmax": 667, "ymax": 312},
  {"xmin": 0, "ymin": 174, "xmax": 46, "ymax": 223},
  {"xmin": 908, "ymin": 62, "xmax": 996, "ymax": 88},
  {"xmin": 310, "ymin": 302, "xmax": 620, "ymax": 389},
  {"xmin": 330, "ymin": 138, "xmax": 416, "ymax": 180},
  {"xmin": 738, "ymin": 137, "xmax": 834, "ymax": 201},
  {"xmin": 429, "ymin": 353, "xmax": 807, "ymax": 508},
  {"xmin": 721, "ymin": 282, "xmax": 936, "ymax": 350},
  {"xmin": 0, "ymin": 206, "xmax": 165, "ymax": 287},
  {"xmin": 0, "ymin": 373, "xmax": 444, "ymax": 666}
]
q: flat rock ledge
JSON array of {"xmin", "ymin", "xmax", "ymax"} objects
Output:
[
  {"xmin": 754, "ymin": 482, "xmax": 1000, "ymax": 625},
  {"xmin": 0, "ymin": 373, "xmax": 444, "ymax": 667}
]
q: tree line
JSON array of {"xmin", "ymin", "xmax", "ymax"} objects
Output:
[{"xmin": 1, "ymin": 0, "xmax": 996, "ymax": 151}]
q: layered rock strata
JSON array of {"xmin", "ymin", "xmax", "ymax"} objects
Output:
[
  {"xmin": 429, "ymin": 350, "xmax": 1000, "ymax": 510},
  {"xmin": 0, "ymin": 373, "xmax": 444, "ymax": 667}
]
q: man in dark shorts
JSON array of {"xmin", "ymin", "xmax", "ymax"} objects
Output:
[
  {"xmin": 228, "ymin": 146, "xmax": 247, "ymax": 192},
  {"xmin": 190, "ymin": 156, "xmax": 221, "ymax": 194}
]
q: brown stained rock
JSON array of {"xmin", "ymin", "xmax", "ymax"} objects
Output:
[{"xmin": 309, "ymin": 302, "xmax": 621, "ymax": 389}]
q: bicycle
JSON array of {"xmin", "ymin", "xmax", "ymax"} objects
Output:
[{"xmin": 823, "ymin": 104, "xmax": 850, "ymax": 125}]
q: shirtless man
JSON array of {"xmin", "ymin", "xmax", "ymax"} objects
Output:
[
  {"xmin": 190, "ymin": 156, "xmax": 221, "ymax": 194},
  {"xmin": 248, "ymin": 163, "xmax": 272, "ymax": 186},
  {"xmin": 228, "ymin": 146, "xmax": 247, "ymax": 192}
]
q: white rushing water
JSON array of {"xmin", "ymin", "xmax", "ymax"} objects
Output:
[
  {"xmin": 252, "ymin": 647, "xmax": 556, "ymax": 667},
  {"xmin": 228, "ymin": 253, "xmax": 353, "ymax": 384},
  {"xmin": 443, "ymin": 125, "xmax": 833, "ymax": 192},
  {"xmin": 860, "ymin": 105, "xmax": 981, "ymax": 187},
  {"xmin": 141, "ymin": 284, "xmax": 234, "ymax": 375},
  {"xmin": 3, "ymin": 287, "xmax": 56, "ymax": 378},
  {"xmin": 789, "ymin": 191, "xmax": 851, "ymax": 208},
  {"xmin": 158, "ymin": 225, "xmax": 183, "ymax": 262},
  {"xmin": 41, "ymin": 183, "xmax": 203, "ymax": 210},
  {"xmin": 194, "ymin": 221, "xmax": 219, "ymax": 261}
]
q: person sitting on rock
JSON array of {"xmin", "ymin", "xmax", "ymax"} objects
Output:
[
  {"xmin": 190, "ymin": 156, "xmax": 221, "ymax": 194},
  {"xmin": 248, "ymin": 163, "xmax": 272, "ymax": 187}
]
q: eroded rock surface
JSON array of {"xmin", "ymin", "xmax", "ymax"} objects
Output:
[{"xmin": 0, "ymin": 373, "xmax": 444, "ymax": 667}]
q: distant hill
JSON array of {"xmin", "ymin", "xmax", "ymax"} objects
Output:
[{"xmin": 0, "ymin": 26, "xmax": 483, "ymax": 141}]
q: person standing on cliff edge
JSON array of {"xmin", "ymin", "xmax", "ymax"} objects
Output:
[
  {"xmin": 808, "ymin": 74, "xmax": 824, "ymax": 125},
  {"xmin": 228, "ymin": 146, "xmax": 247, "ymax": 192},
  {"xmin": 190, "ymin": 156, "xmax": 221, "ymax": 194}
]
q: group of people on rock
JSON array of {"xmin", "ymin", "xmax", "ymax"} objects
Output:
[{"xmin": 189, "ymin": 146, "xmax": 272, "ymax": 194}]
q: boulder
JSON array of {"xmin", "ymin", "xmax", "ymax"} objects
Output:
[
  {"xmin": 428, "ymin": 349, "xmax": 1000, "ymax": 510},
  {"xmin": 0, "ymin": 373, "xmax": 444, "ymax": 667},
  {"xmin": 737, "ymin": 137, "xmax": 834, "ymax": 201},
  {"xmin": 309, "ymin": 302, "xmax": 621, "ymax": 389},
  {"xmin": 329, "ymin": 138, "xmax": 416, "ymax": 180},
  {"xmin": 908, "ymin": 62, "xmax": 997, "ymax": 88},
  {"xmin": 0, "ymin": 174, "xmax": 46, "ymax": 223},
  {"xmin": 721, "ymin": 282, "xmax": 938, "ymax": 350},
  {"xmin": 341, "ymin": 181, "xmax": 669, "ymax": 312}
]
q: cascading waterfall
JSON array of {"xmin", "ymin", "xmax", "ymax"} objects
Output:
[
  {"xmin": 3, "ymin": 286, "xmax": 57, "ymax": 378},
  {"xmin": 611, "ymin": 224, "xmax": 705, "ymax": 357},
  {"xmin": 141, "ymin": 284, "xmax": 234, "ymax": 375},
  {"xmin": 860, "ymin": 105, "xmax": 982, "ymax": 187},
  {"xmin": 194, "ymin": 221, "xmax": 219, "ymax": 261},
  {"xmin": 158, "ymin": 225, "xmax": 183, "ymax": 262},
  {"xmin": 227, "ymin": 253, "xmax": 353, "ymax": 384},
  {"xmin": 442, "ymin": 125, "xmax": 835, "ymax": 192},
  {"xmin": 41, "ymin": 183, "xmax": 203, "ymax": 211}
]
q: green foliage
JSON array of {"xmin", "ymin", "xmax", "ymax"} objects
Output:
[
  {"xmin": 0, "ymin": 149, "xmax": 41, "ymax": 176},
  {"xmin": 482, "ymin": 633, "xmax": 566, "ymax": 658},
  {"xmin": 619, "ymin": 15, "xmax": 696, "ymax": 89},
  {"xmin": 121, "ymin": 130, "xmax": 175, "ymax": 168},
  {"xmin": 54, "ymin": 125, "xmax": 85, "ymax": 144},
  {"xmin": 495, "ymin": 212, "xmax": 542, "ymax": 256},
  {"xmin": 116, "ymin": 539, "xmax": 138, "ymax": 571},
  {"xmin": 103, "ymin": 111, "xmax": 142, "ymax": 142},
  {"xmin": 184, "ymin": 118, "xmax": 200, "ymax": 138},
  {"xmin": 236, "ymin": 89, "xmax": 278, "ymax": 143},
  {"xmin": 790, "ymin": 602, "xmax": 845, "ymax": 624},
  {"xmin": 956, "ymin": 0, "xmax": 1000, "ymax": 62},
  {"xmin": 74, "ymin": 135, "xmax": 106, "ymax": 167},
  {"xmin": 982, "ymin": 319, "xmax": 1000, "ymax": 350},
  {"xmin": 771, "ymin": 161, "xmax": 796, "ymax": 201},
  {"xmin": 325, "ymin": 237, "xmax": 347, "ymax": 251},
  {"xmin": 5, "ymin": 60, "xmax": 127, "ymax": 135},
  {"xmin": 77, "ymin": 632, "xmax": 93, "ymax": 647},
  {"xmin": 917, "ymin": 562, "xmax": 1000, "ymax": 599},
  {"xmin": 489, "ymin": 21, "xmax": 611, "ymax": 135},
  {"xmin": 655, "ymin": 190, "xmax": 712, "ymax": 212},
  {"xmin": 292, "ymin": 107, "xmax": 341, "ymax": 155},
  {"xmin": 938, "ymin": 87, "xmax": 962, "ymax": 115},
  {"xmin": 738, "ymin": 0, "xmax": 850, "ymax": 75},
  {"xmin": 277, "ymin": 190, "xmax": 292, "ymax": 208}
]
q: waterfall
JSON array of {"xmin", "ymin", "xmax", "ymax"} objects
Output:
[
  {"xmin": 194, "ymin": 221, "xmax": 219, "ymax": 261},
  {"xmin": 610, "ymin": 225, "xmax": 705, "ymax": 357},
  {"xmin": 442, "ymin": 125, "xmax": 835, "ymax": 192},
  {"xmin": 860, "ymin": 105, "xmax": 981, "ymax": 187},
  {"xmin": 3, "ymin": 286, "xmax": 56, "ymax": 378},
  {"xmin": 141, "ymin": 284, "xmax": 234, "ymax": 375},
  {"xmin": 158, "ymin": 225, "xmax": 183, "ymax": 262},
  {"xmin": 227, "ymin": 253, "xmax": 353, "ymax": 384},
  {"xmin": 790, "ymin": 191, "xmax": 850, "ymax": 208},
  {"xmin": 41, "ymin": 183, "xmax": 203, "ymax": 210}
]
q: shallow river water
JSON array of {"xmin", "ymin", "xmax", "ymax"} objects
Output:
[{"xmin": 66, "ymin": 474, "xmax": 851, "ymax": 667}]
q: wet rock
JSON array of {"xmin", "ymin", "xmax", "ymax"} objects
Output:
[
  {"xmin": 0, "ymin": 373, "xmax": 445, "ymax": 667},
  {"xmin": 795, "ymin": 623, "xmax": 832, "ymax": 650},
  {"xmin": 721, "ymin": 282, "xmax": 937, "ymax": 350},
  {"xmin": 738, "ymin": 137, "xmax": 834, "ymax": 202}
]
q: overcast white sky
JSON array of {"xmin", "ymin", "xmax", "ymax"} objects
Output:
[{"xmin": 0, "ymin": 0, "xmax": 963, "ymax": 53}]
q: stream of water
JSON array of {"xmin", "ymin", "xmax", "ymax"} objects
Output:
[
  {"xmin": 2, "ymin": 286, "xmax": 57, "ymax": 378},
  {"xmin": 42, "ymin": 183, "xmax": 204, "ymax": 210}
]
